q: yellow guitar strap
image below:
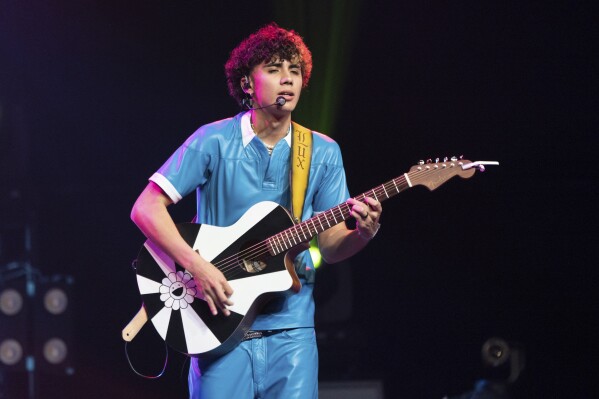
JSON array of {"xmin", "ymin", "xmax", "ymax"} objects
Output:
[{"xmin": 290, "ymin": 121, "xmax": 313, "ymax": 223}]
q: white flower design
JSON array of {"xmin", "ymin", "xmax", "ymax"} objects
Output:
[{"xmin": 159, "ymin": 271, "xmax": 197, "ymax": 310}]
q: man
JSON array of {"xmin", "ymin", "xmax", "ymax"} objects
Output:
[{"xmin": 131, "ymin": 23, "xmax": 382, "ymax": 399}]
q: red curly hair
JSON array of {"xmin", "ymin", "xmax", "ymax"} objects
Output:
[{"xmin": 225, "ymin": 23, "xmax": 313, "ymax": 106}]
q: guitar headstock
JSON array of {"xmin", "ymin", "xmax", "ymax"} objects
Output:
[{"xmin": 408, "ymin": 157, "xmax": 476, "ymax": 191}]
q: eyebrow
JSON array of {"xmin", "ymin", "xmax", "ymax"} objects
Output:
[{"xmin": 263, "ymin": 61, "xmax": 301, "ymax": 69}]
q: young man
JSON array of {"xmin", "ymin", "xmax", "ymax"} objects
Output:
[{"xmin": 131, "ymin": 23, "xmax": 382, "ymax": 399}]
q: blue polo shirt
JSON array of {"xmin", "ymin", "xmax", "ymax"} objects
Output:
[{"xmin": 150, "ymin": 111, "xmax": 349, "ymax": 330}]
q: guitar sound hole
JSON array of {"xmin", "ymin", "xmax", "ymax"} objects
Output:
[
  {"xmin": 241, "ymin": 259, "xmax": 267, "ymax": 273},
  {"xmin": 237, "ymin": 239, "xmax": 269, "ymax": 273}
]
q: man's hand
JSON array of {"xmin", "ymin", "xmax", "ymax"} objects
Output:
[
  {"xmin": 190, "ymin": 255, "xmax": 234, "ymax": 316},
  {"xmin": 348, "ymin": 196, "xmax": 382, "ymax": 240}
]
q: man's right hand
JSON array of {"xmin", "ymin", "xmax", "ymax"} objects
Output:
[
  {"xmin": 132, "ymin": 182, "xmax": 234, "ymax": 316},
  {"xmin": 190, "ymin": 254, "xmax": 234, "ymax": 316}
]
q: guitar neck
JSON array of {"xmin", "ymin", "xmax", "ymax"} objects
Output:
[{"xmin": 268, "ymin": 173, "xmax": 411, "ymax": 255}]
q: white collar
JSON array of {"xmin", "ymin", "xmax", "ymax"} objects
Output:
[{"xmin": 241, "ymin": 112, "xmax": 292, "ymax": 148}]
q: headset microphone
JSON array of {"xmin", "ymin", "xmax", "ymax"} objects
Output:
[{"xmin": 244, "ymin": 96, "xmax": 287, "ymax": 110}]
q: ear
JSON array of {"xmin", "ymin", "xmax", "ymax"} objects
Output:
[{"xmin": 240, "ymin": 76, "xmax": 252, "ymax": 94}]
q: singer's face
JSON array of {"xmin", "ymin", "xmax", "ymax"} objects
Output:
[{"xmin": 249, "ymin": 56, "xmax": 302, "ymax": 112}]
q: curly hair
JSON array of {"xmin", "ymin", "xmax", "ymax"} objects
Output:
[{"xmin": 225, "ymin": 23, "xmax": 313, "ymax": 106}]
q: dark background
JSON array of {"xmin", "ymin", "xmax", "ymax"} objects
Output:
[{"xmin": 1, "ymin": 1, "xmax": 597, "ymax": 398}]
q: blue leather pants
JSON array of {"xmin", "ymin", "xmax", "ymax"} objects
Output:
[{"xmin": 189, "ymin": 328, "xmax": 318, "ymax": 399}]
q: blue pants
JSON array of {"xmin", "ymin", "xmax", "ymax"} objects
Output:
[{"xmin": 189, "ymin": 328, "xmax": 318, "ymax": 399}]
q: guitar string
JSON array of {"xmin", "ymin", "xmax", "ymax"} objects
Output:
[
  {"xmin": 210, "ymin": 202, "xmax": 351, "ymax": 276},
  {"xmin": 213, "ymin": 202, "xmax": 355, "ymax": 276},
  {"xmin": 212, "ymin": 165, "xmax": 448, "ymax": 277},
  {"xmin": 209, "ymin": 165, "xmax": 459, "ymax": 276},
  {"xmin": 210, "ymin": 165, "xmax": 442, "ymax": 276},
  {"xmin": 210, "ymin": 173, "xmax": 411, "ymax": 276},
  {"xmin": 211, "ymin": 184, "xmax": 387, "ymax": 275}
]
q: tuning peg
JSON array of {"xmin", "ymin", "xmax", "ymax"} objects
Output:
[
  {"xmin": 435, "ymin": 158, "xmax": 440, "ymax": 163},
  {"xmin": 426, "ymin": 159, "xmax": 432, "ymax": 164},
  {"xmin": 418, "ymin": 160, "xmax": 424, "ymax": 165},
  {"xmin": 451, "ymin": 156, "xmax": 458, "ymax": 162},
  {"xmin": 443, "ymin": 157, "xmax": 448, "ymax": 162}
]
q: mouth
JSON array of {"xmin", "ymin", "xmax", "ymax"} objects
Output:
[{"xmin": 278, "ymin": 91, "xmax": 294, "ymax": 99}]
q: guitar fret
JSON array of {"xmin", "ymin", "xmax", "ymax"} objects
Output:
[
  {"xmin": 317, "ymin": 215, "xmax": 325, "ymax": 231},
  {"xmin": 290, "ymin": 227, "xmax": 298, "ymax": 245},
  {"xmin": 269, "ymin": 237, "xmax": 276, "ymax": 254},
  {"xmin": 268, "ymin": 238, "xmax": 276, "ymax": 255},
  {"xmin": 404, "ymin": 172, "xmax": 413, "ymax": 187},
  {"xmin": 325, "ymin": 212, "xmax": 332, "ymax": 227},
  {"xmin": 392, "ymin": 179, "xmax": 399, "ymax": 193},
  {"xmin": 371, "ymin": 189, "xmax": 378, "ymax": 202},
  {"xmin": 298, "ymin": 223, "xmax": 308, "ymax": 241},
  {"xmin": 382, "ymin": 184, "xmax": 389, "ymax": 198},
  {"xmin": 283, "ymin": 230, "xmax": 292, "ymax": 249},
  {"xmin": 276, "ymin": 234, "xmax": 285, "ymax": 251},
  {"xmin": 273, "ymin": 237, "xmax": 281, "ymax": 255},
  {"xmin": 337, "ymin": 205, "xmax": 345, "ymax": 220},
  {"xmin": 310, "ymin": 218, "xmax": 318, "ymax": 235}
]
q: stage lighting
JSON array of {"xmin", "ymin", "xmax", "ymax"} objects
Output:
[
  {"xmin": 481, "ymin": 337, "xmax": 525, "ymax": 384},
  {"xmin": 0, "ymin": 287, "xmax": 25, "ymax": 367},
  {"xmin": 482, "ymin": 337, "xmax": 510, "ymax": 368},
  {"xmin": 44, "ymin": 287, "xmax": 68, "ymax": 315},
  {"xmin": 0, "ymin": 276, "xmax": 29, "ymax": 371},
  {"xmin": 43, "ymin": 338, "xmax": 68, "ymax": 364},
  {"xmin": 1, "ymin": 287, "xmax": 23, "ymax": 316},
  {"xmin": 34, "ymin": 277, "xmax": 75, "ymax": 375},
  {"xmin": 443, "ymin": 337, "xmax": 525, "ymax": 399},
  {"xmin": 0, "ymin": 338, "xmax": 23, "ymax": 366}
]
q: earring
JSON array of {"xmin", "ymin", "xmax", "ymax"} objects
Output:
[
  {"xmin": 242, "ymin": 92, "xmax": 253, "ymax": 109},
  {"xmin": 242, "ymin": 75, "xmax": 252, "ymax": 91}
]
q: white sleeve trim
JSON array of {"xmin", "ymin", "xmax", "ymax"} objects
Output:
[{"xmin": 149, "ymin": 173, "xmax": 183, "ymax": 204}]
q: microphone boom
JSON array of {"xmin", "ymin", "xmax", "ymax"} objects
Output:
[{"xmin": 245, "ymin": 96, "xmax": 287, "ymax": 110}]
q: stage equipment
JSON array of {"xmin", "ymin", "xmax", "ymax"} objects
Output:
[
  {"xmin": 33, "ymin": 275, "xmax": 75, "ymax": 376},
  {"xmin": 444, "ymin": 337, "xmax": 525, "ymax": 399},
  {"xmin": 0, "ymin": 261, "xmax": 75, "ymax": 399},
  {"xmin": 481, "ymin": 337, "xmax": 525, "ymax": 384},
  {"xmin": 0, "ymin": 268, "xmax": 29, "ymax": 371},
  {"xmin": 319, "ymin": 380, "xmax": 384, "ymax": 399}
]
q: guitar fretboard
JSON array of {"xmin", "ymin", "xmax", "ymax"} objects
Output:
[{"xmin": 268, "ymin": 173, "xmax": 412, "ymax": 255}]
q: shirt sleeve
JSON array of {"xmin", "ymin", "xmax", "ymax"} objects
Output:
[
  {"xmin": 149, "ymin": 129, "xmax": 213, "ymax": 204},
  {"xmin": 311, "ymin": 138, "xmax": 350, "ymax": 213}
]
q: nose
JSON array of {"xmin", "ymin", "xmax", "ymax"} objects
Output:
[{"xmin": 280, "ymin": 68, "xmax": 293, "ymax": 85}]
